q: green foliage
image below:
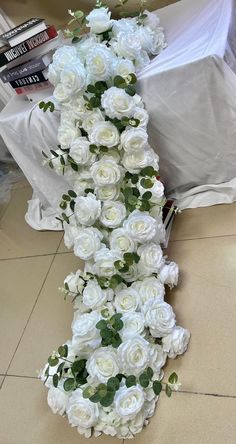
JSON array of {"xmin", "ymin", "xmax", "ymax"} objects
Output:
[
  {"xmin": 126, "ymin": 375, "xmax": 136, "ymax": 387},
  {"xmin": 153, "ymin": 380, "xmax": 162, "ymax": 395},
  {"xmin": 165, "ymin": 384, "xmax": 172, "ymax": 397},
  {"xmin": 39, "ymin": 101, "xmax": 55, "ymax": 113},
  {"xmin": 96, "ymin": 313, "xmax": 123, "ymax": 348},
  {"xmin": 168, "ymin": 372, "xmax": 178, "ymax": 384}
]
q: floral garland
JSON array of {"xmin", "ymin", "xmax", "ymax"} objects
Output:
[{"xmin": 40, "ymin": 2, "xmax": 190, "ymax": 440}]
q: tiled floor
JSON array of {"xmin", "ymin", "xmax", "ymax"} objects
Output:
[{"xmin": 0, "ymin": 181, "xmax": 236, "ymax": 444}]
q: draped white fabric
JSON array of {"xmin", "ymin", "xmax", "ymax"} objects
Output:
[{"xmin": 0, "ymin": 0, "xmax": 235, "ymax": 229}]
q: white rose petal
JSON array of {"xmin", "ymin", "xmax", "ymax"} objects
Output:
[
  {"xmin": 72, "ymin": 311, "xmax": 101, "ymax": 350},
  {"xmin": 82, "ymin": 109, "xmax": 105, "ymax": 134},
  {"xmin": 137, "ymin": 242, "xmax": 164, "ymax": 276},
  {"xmin": 47, "ymin": 387, "xmax": 68, "ymax": 415},
  {"xmin": 70, "ymin": 137, "xmax": 96, "ymax": 166},
  {"xmin": 121, "ymin": 312, "xmax": 145, "ymax": 339},
  {"xmin": 60, "ymin": 61, "xmax": 86, "ymax": 93},
  {"xmin": 118, "ymin": 336, "xmax": 150, "ymax": 376},
  {"xmin": 114, "ymin": 286, "xmax": 140, "ymax": 313},
  {"xmin": 101, "ymin": 87, "xmax": 135, "ymax": 119},
  {"xmin": 86, "ymin": 44, "xmax": 113, "ymax": 81},
  {"xmin": 123, "ymin": 210, "xmax": 158, "ymax": 244},
  {"xmin": 86, "ymin": 7, "xmax": 112, "ymax": 34},
  {"xmin": 94, "ymin": 247, "xmax": 120, "ymax": 277},
  {"xmin": 74, "ymin": 227, "xmax": 103, "ymax": 260},
  {"xmin": 122, "ymin": 148, "xmax": 158, "ymax": 174},
  {"xmin": 91, "ymin": 157, "xmax": 123, "ymax": 186},
  {"xmin": 67, "ymin": 388, "xmax": 99, "ymax": 428},
  {"xmin": 82, "ymin": 280, "xmax": 109, "ymax": 309},
  {"xmin": 132, "ymin": 277, "xmax": 165, "ymax": 304},
  {"xmin": 96, "ymin": 184, "xmax": 120, "ymax": 201},
  {"xmin": 121, "ymin": 128, "xmax": 148, "ymax": 153},
  {"xmin": 158, "ymin": 262, "xmax": 179, "ymax": 287},
  {"xmin": 109, "ymin": 227, "xmax": 136, "ymax": 253}
]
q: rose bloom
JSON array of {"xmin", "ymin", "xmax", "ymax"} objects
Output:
[
  {"xmin": 95, "ymin": 184, "xmax": 120, "ymax": 201},
  {"xmin": 82, "ymin": 279, "xmax": 108, "ymax": 309},
  {"xmin": 123, "ymin": 210, "xmax": 158, "ymax": 244},
  {"xmin": 47, "ymin": 387, "xmax": 68, "ymax": 415},
  {"xmin": 131, "ymin": 276, "xmax": 165, "ymax": 304},
  {"xmin": 60, "ymin": 61, "xmax": 86, "ymax": 93},
  {"xmin": 109, "ymin": 227, "xmax": 136, "ymax": 253},
  {"xmin": 86, "ymin": 44, "xmax": 114, "ymax": 81},
  {"xmin": 53, "ymin": 83, "xmax": 71, "ymax": 103},
  {"xmin": 73, "ymin": 227, "xmax": 103, "ymax": 260},
  {"xmin": 57, "ymin": 123, "xmax": 79, "ymax": 147},
  {"xmin": 94, "ymin": 247, "xmax": 120, "ymax": 277},
  {"xmin": 114, "ymin": 385, "xmax": 145, "ymax": 421},
  {"xmin": 137, "ymin": 242, "xmax": 164, "ymax": 276},
  {"xmin": 120, "ymin": 128, "xmax": 148, "ymax": 152},
  {"xmin": 113, "ymin": 58, "xmax": 135, "ymax": 80},
  {"xmin": 70, "ymin": 137, "xmax": 96, "ymax": 166},
  {"xmin": 122, "ymin": 148, "xmax": 159, "ymax": 174},
  {"xmin": 118, "ymin": 336, "xmax": 150, "ymax": 376},
  {"xmin": 66, "ymin": 388, "xmax": 99, "ymax": 431},
  {"xmin": 86, "ymin": 347, "xmax": 119, "ymax": 384},
  {"xmin": 86, "ymin": 7, "xmax": 112, "ymax": 34},
  {"xmin": 99, "ymin": 201, "xmax": 126, "ymax": 228},
  {"xmin": 74, "ymin": 193, "xmax": 101, "ymax": 226},
  {"xmin": 72, "ymin": 311, "xmax": 101, "ymax": 350},
  {"xmin": 52, "ymin": 45, "xmax": 77, "ymax": 71},
  {"xmin": 114, "ymin": 31, "xmax": 141, "ymax": 59},
  {"xmin": 101, "ymin": 87, "xmax": 136, "ymax": 119},
  {"xmin": 142, "ymin": 297, "xmax": 176, "ymax": 337},
  {"xmin": 89, "ymin": 121, "xmax": 120, "ymax": 148},
  {"xmin": 114, "ymin": 286, "xmax": 140, "ymax": 313},
  {"xmin": 162, "ymin": 326, "xmax": 190, "ymax": 358},
  {"xmin": 82, "ymin": 109, "xmax": 105, "ymax": 134},
  {"xmin": 121, "ymin": 312, "xmax": 145, "ymax": 340},
  {"xmin": 91, "ymin": 157, "xmax": 123, "ymax": 186}
]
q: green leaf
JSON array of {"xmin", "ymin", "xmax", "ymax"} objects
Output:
[
  {"xmin": 90, "ymin": 96, "xmax": 101, "ymax": 108},
  {"xmin": 128, "ymin": 73, "xmax": 137, "ymax": 84},
  {"xmin": 60, "ymin": 156, "xmax": 65, "ymax": 166},
  {"xmin": 111, "ymin": 334, "xmax": 122, "ymax": 348},
  {"xmin": 139, "ymin": 373, "xmax": 150, "ymax": 388},
  {"xmin": 140, "ymin": 200, "xmax": 151, "ymax": 212},
  {"xmin": 83, "ymin": 386, "xmax": 95, "ymax": 399},
  {"xmin": 70, "ymin": 162, "xmax": 79, "ymax": 172},
  {"xmin": 112, "ymin": 319, "xmax": 123, "ymax": 332},
  {"xmin": 89, "ymin": 144, "xmax": 97, "ymax": 153},
  {"xmin": 63, "ymin": 378, "xmax": 75, "ymax": 392},
  {"xmin": 72, "ymin": 359, "xmax": 86, "ymax": 375},
  {"xmin": 123, "ymin": 252, "xmax": 134, "ymax": 265},
  {"xmin": 62, "ymin": 194, "xmax": 71, "ymax": 202},
  {"xmin": 119, "ymin": 264, "xmax": 129, "ymax": 273},
  {"xmin": 126, "ymin": 375, "xmax": 136, "ymax": 387},
  {"xmin": 57, "ymin": 362, "xmax": 65, "ymax": 375},
  {"xmin": 125, "ymin": 85, "xmax": 136, "ymax": 96},
  {"xmin": 61, "ymin": 213, "xmax": 69, "ymax": 223},
  {"xmin": 131, "ymin": 174, "xmax": 139, "ymax": 184},
  {"xmin": 129, "ymin": 118, "xmax": 140, "ymax": 127},
  {"xmin": 142, "ymin": 191, "xmax": 152, "ymax": 200},
  {"xmin": 68, "ymin": 190, "xmax": 77, "ymax": 198},
  {"xmin": 109, "ymin": 275, "xmax": 123, "ymax": 289},
  {"xmin": 133, "ymin": 253, "xmax": 140, "ymax": 264},
  {"xmin": 141, "ymin": 166, "xmax": 155, "ymax": 177},
  {"xmin": 123, "ymin": 187, "xmax": 134, "ymax": 197},
  {"xmin": 39, "ymin": 101, "xmax": 45, "ymax": 109},
  {"xmin": 127, "ymin": 195, "xmax": 138, "ymax": 206},
  {"xmin": 84, "ymin": 188, "xmax": 94, "ymax": 194},
  {"xmin": 100, "ymin": 392, "xmax": 114, "ymax": 407},
  {"xmin": 48, "ymin": 356, "xmax": 59, "ymax": 367},
  {"xmin": 87, "ymin": 84, "xmax": 97, "ymax": 94},
  {"xmin": 114, "ymin": 75, "xmax": 126, "ymax": 88},
  {"xmin": 53, "ymin": 374, "xmax": 59, "ymax": 388},
  {"xmin": 74, "ymin": 9, "xmax": 84, "ymax": 18},
  {"xmin": 116, "ymin": 373, "xmax": 125, "ymax": 382},
  {"xmin": 153, "ymin": 380, "xmax": 162, "ymax": 396},
  {"xmin": 70, "ymin": 200, "xmax": 75, "ymax": 212},
  {"xmin": 100, "ymin": 145, "xmax": 108, "ymax": 152},
  {"xmin": 97, "ymin": 383, "xmax": 107, "ymax": 398},
  {"xmin": 58, "ymin": 345, "xmax": 68, "ymax": 358},
  {"xmin": 95, "ymin": 81, "xmax": 107, "ymax": 92},
  {"xmin": 50, "ymin": 149, "xmax": 59, "ymax": 157},
  {"xmin": 146, "ymin": 367, "xmax": 154, "ymax": 379},
  {"xmin": 165, "ymin": 384, "xmax": 172, "ymax": 397},
  {"xmin": 100, "ymin": 328, "xmax": 113, "ymax": 340},
  {"xmin": 42, "ymin": 150, "xmax": 48, "ymax": 158},
  {"xmin": 89, "ymin": 392, "xmax": 101, "ymax": 403},
  {"xmin": 59, "ymin": 201, "xmax": 67, "ymax": 210},
  {"xmin": 48, "ymin": 160, "xmax": 54, "ymax": 169},
  {"xmin": 96, "ymin": 320, "xmax": 107, "ymax": 330},
  {"xmin": 107, "ymin": 377, "xmax": 120, "ymax": 391},
  {"xmin": 168, "ymin": 372, "xmax": 178, "ymax": 384},
  {"xmin": 140, "ymin": 178, "xmax": 153, "ymax": 189}
]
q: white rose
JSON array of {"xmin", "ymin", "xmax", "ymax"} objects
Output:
[
  {"xmin": 64, "ymin": 271, "xmax": 85, "ymax": 295},
  {"xmin": 151, "ymin": 28, "xmax": 167, "ymax": 55},
  {"xmin": 138, "ymin": 178, "xmax": 164, "ymax": 204},
  {"xmin": 71, "ymin": 168, "xmax": 94, "ymax": 196},
  {"xmin": 132, "ymin": 277, "xmax": 165, "ymax": 304},
  {"xmin": 72, "ymin": 311, "xmax": 101, "ymax": 349},
  {"xmin": 114, "ymin": 286, "xmax": 140, "ymax": 313},
  {"xmin": 121, "ymin": 312, "xmax": 145, "ymax": 339},
  {"xmin": 122, "ymin": 262, "xmax": 140, "ymax": 283},
  {"xmin": 129, "ymin": 411, "xmax": 146, "ymax": 436},
  {"xmin": 70, "ymin": 137, "xmax": 96, "ymax": 166},
  {"xmin": 135, "ymin": 27, "xmax": 160, "ymax": 54},
  {"xmin": 113, "ymin": 58, "xmax": 135, "ymax": 80},
  {"xmin": 53, "ymin": 83, "xmax": 71, "ymax": 103},
  {"xmin": 60, "ymin": 61, "xmax": 86, "ymax": 93},
  {"xmin": 122, "ymin": 148, "xmax": 158, "ymax": 173},
  {"xmin": 112, "ymin": 18, "xmax": 136, "ymax": 37},
  {"xmin": 115, "ymin": 31, "xmax": 141, "ymax": 59},
  {"xmin": 118, "ymin": 336, "xmax": 150, "ymax": 376},
  {"xmin": 162, "ymin": 326, "xmax": 190, "ymax": 358},
  {"xmin": 94, "ymin": 247, "xmax": 119, "ymax": 277},
  {"xmin": 76, "ymin": 36, "xmax": 99, "ymax": 62},
  {"xmin": 89, "ymin": 121, "xmax": 120, "ymax": 148},
  {"xmin": 135, "ymin": 50, "xmax": 150, "ymax": 70},
  {"xmin": 96, "ymin": 184, "xmax": 120, "ymax": 201},
  {"xmin": 63, "ymin": 222, "xmax": 81, "ymax": 249},
  {"xmin": 158, "ymin": 262, "xmax": 179, "ymax": 287},
  {"xmin": 123, "ymin": 210, "xmax": 158, "ymax": 244},
  {"xmin": 86, "ymin": 347, "xmax": 119, "ymax": 384},
  {"xmin": 109, "ymin": 227, "xmax": 136, "ymax": 253},
  {"xmin": 142, "ymin": 297, "xmax": 176, "ymax": 337},
  {"xmin": 82, "ymin": 280, "xmax": 108, "ymax": 309},
  {"xmin": 82, "ymin": 109, "xmax": 105, "ymax": 134},
  {"xmin": 53, "ymin": 46, "xmax": 78, "ymax": 71},
  {"xmin": 91, "ymin": 157, "xmax": 123, "ymax": 186},
  {"xmin": 64, "ymin": 95, "xmax": 87, "ymax": 119},
  {"xmin": 86, "ymin": 7, "xmax": 112, "ymax": 34},
  {"xmin": 58, "ymin": 123, "xmax": 78, "ymax": 147},
  {"xmin": 101, "ymin": 87, "xmax": 136, "ymax": 119},
  {"xmin": 115, "ymin": 385, "xmax": 145, "ymax": 420},
  {"xmin": 67, "ymin": 388, "xmax": 99, "ymax": 428},
  {"xmin": 99, "ymin": 201, "xmax": 126, "ymax": 228},
  {"xmin": 137, "ymin": 242, "xmax": 164, "ymax": 276},
  {"xmin": 149, "ymin": 344, "xmax": 167, "ymax": 374},
  {"xmin": 86, "ymin": 44, "xmax": 113, "ymax": 81},
  {"xmin": 74, "ymin": 193, "xmax": 101, "ymax": 226},
  {"xmin": 133, "ymin": 107, "xmax": 149, "ymax": 128},
  {"xmin": 121, "ymin": 128, "xmax": 148, "ymax": 152},
  {"xmin": 47, "ymin": 387, "xmax": 68, "ymax": 415},
  {"xmin": 74, "ymin": 227, "xmax": 103, "ymax": 260}
]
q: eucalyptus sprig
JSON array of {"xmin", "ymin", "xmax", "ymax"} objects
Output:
[
  {"xmin": 114, "ymin": 252, "xmax": 140, "ymax": 273},
  {"xmin": 96, "ymin": 313, "xmax": 124, "ymax": 348}
]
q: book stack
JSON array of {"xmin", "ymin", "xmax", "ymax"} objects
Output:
[{"xmin": 0, "ymin": 18, "xmax": 60, "ymax": 102}]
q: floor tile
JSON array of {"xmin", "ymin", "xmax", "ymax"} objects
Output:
[
  {"xmin": 0, "ymin": 255, "xmax": 53, "ymax": 374},
  {"xmin": 170, "ymin": 203, "xmax": 236, "ymax": 241},
  {"xmin": 8, "ymin": 254, "xmax": 83, "ymax": 377},
  {"xmin": 164, "ymin": 236, "xmax": 236, "ymax": 396},
  {"xmin": 0, "ymin": 187, "xmax": 63, "ymax": 259},
  {"xmin": 126, "ymin": 392, "xmax": 236, "ymax": 444},
  {"xmin": 12, "ymin": 177, "xmax": 31, "ymax": 190},
  {"xmin": 57, "ymin": 236, "xmax": 72, "ymax": 253},
  {"xmin": 0, "ymin": 376, "xmax": 121, "ymax": 444}
]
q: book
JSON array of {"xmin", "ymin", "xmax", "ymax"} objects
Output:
[
  {"xmin": 0, "ymin": 25, "xmax": 57, "ymax": 68},
  {"xmin": 6, "ymin": 32, "xmax": 62, "ymax": 70},
  {"xmin": 0, "ymin": 53, "xmax": 52, "ymax": 83},
  {"xmin": 0, "ymin": 18, "xmax": 46, "ymax": 48},
  {"xmin": 13, "ymin": 80, "xmax": 52, "ymax": 95},
  {"xmin": 9, "ymin": 70, "xmax": 48, "ymax": 88}
]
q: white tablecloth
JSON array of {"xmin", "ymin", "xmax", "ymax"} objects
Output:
[{"xmin": 0, "ymin": 0, "xmax": 236, "ymax": 230}]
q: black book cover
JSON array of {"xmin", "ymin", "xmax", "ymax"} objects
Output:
[{"xmin": 0, "ymin": 18, "xmax": 44, "ymax": 42}]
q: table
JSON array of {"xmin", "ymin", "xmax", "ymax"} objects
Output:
[{"xmin": 0, "ymin": 0, "xmax": 236, "ymax": 230}]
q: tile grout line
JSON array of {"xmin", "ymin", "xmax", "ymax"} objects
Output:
[
  {"xmin": 0, "ymin": 252, "xmax": 58, "ymax": 390},
  {"xmin": 170, "ymin": 232, "xmax": 236, "ymax": 243},
  {"xmin": 0, "ymin": 188, "xmax": 17, "ymax": 222}
]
